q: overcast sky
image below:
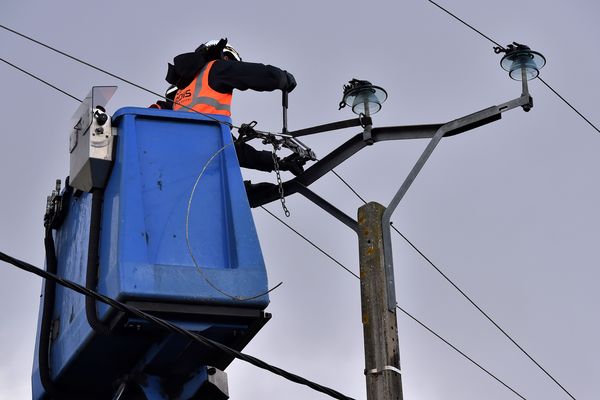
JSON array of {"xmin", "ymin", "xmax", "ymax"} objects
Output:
[{"xmin": 1, "ymin": 0, "xmax": 599, "ymax": 399}]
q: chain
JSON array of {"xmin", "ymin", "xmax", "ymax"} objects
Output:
[{"xmin": 271, "ymin": 145, "xmax": 290, "ymax": 217}]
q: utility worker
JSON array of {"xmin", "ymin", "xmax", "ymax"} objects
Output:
[{"xmin": 164, "ymin": 39, "xmax": 305, "ymax": 205}]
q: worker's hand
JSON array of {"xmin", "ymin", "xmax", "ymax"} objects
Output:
[
  {"xmin": 284, "ymin": 71, "xmax": 297, "ymax": 92},
  {"xmin": 278, "ymin": 154, "xmax": 305, "ymax": 176}
]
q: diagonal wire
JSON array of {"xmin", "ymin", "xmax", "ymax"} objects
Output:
[
  {"xmin": 426, "ymin": 0, "xmax": 504, "ymax": 49},
  {"xmin": 396, "ymin": 304, "xmax": 525, "ymax": 399},
  {"xmin": 261, "ymin": 206, "xmax": 359, "ymax": 279},
  {"xmin": 538, "ymin": 77, "xmax": 600, "ymax": 134},
  {"xmin": 332, "ymin": 170, "xmax": 367, "ymax": 203},
  {"xmin": 0, "ymin": 25, "xmax": 169, "ymax": 106},
  {"xmin": 260, "ymin": 206, "xmax": 526, "ymax": 399},
  {"xmin": 425, "ymin": 0, "xmax": 599, "ymax": 140},
  {"xmin": 0, "ymin": 57, "xmax": 82, "ymax": 102},
  {"xmin": 0, "ymin": 250, "xmax": 354, "ymax": 400},
  {"xmin": 0, "ymin": 23, "xmax": 305, "ymax": 144},
  {"xmin": 331, "ymin": 168, "xmax": 576, "ymax": 400},
  {"xmin": 421, "ymin": 3, "xmax": 590, "ymax": 398},
  {"xmin": 0, "ymin": 24, "xmax": 238, "ymax": 132}
]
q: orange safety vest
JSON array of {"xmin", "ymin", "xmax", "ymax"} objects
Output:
[{"xmin": 173, "ymin": 60, "xmax": 232, "ymax": 116}]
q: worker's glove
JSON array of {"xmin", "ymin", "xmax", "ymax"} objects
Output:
[
  {"xmin": 278, "ymin": 154, "xmax": 306, "ymax": 176},
  {"xmin": 284, "ymin": 71, "xmax": 297, "ymax": 92}
]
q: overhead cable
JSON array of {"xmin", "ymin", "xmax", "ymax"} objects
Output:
[
  {"xmin": 333, "ymin": 168, "xmax": 576, "ymax": 399},
  {"xmin": 0, "ymin": 250, "xmax": 354, "ymax": 400},
  {"xmin": 0, "ymin": 57, "xmax": 82, "ymax": 102},
  {"xmin": 422, "ymin": 3, "xmax": 589, "ymax": 398},
  {"xmin": 538, "ymin": 77, "xmax": 600, "ymax": 134},
  {"xmin": 425, "ymin": 0, "xmax": 600, "ymax": 136},
  {"xmin": 426, "ymin": 0, "xmax": 504, "ymax": 48},
  {"xmin": 0, "ymin": 24, "xmax": 301, "ymax": 141},
  {"xmin": 0, "ymin": 24, "xmax": 238, "ymax": 130}
]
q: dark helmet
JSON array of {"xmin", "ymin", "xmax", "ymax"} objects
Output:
[{"xmin": 196, "ymin": 39, "xmax": 242, "ymax": 61}]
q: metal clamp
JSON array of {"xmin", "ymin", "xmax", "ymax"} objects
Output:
[{"xmin": 364, "ymin": 365, "xmax": 402, "ymax": 376}]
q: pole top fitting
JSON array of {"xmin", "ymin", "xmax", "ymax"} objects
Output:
[
  {"xmin": 339, "ymin": 79, "xmax": 387, "ymax": 115},
  {"xmin": 495, "ymin": 42, "xmax": 546, "ymax": 81}
]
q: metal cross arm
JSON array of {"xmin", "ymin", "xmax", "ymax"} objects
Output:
[
  {"xmin": 248, "ymin": 91, "xmax": 532, "ymax": 228},
  {"xmin": 287, "ymin": 117, "xmax": 372, "ymax": 138},
  {"xmin": 251, "ymin": 45, "xmax": 544, "ymax": 400}
]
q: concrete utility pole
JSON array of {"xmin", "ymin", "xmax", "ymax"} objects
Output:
[{"xmin": 358, "ymin": 202, "xmax": 403, "ymax": 400}]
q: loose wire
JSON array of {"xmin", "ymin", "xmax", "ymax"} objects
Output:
[
  {"xmin": 259, "ymin": 206, "xmax": 526, "ymax": 399},
  {"xmin": 0, "ymin": 53, "xmax": 283, "ymax": 302},
  {"xmin": 185, "ymin": 142, "xmax": 283, "ymax": 300},
  {"xmin": 0, "ymin": 250, "xmax": 354, "ymax": 400}
]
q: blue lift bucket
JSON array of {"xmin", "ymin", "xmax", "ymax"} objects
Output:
[{"xmin": 32, "ymin": 107, "xmax": 270, "ymax": 399}]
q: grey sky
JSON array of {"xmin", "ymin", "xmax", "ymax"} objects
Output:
[{"xmin": 1, "ymin": 0, "xmax": 599, "ymax": 399}]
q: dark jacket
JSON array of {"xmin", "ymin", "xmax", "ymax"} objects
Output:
[
  {"xmin": 166, "ymin": 52, "xmax": 289, "ymax": 173},
  {"xmin": 207, "ymin": 60, "xmax": 292, "ymax": 94},
  {"xmin": 166, "ymin": 51, "xmax": 291, "ymax": 94}
]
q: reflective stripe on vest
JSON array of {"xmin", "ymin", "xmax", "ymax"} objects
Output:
[{"xmin": 173, "ymin": 60, "xmax": 232, "ymax": 116}]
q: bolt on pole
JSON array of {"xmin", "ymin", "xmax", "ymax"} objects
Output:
[{"xmin": 358, "ymin": 202, "xmax": 403, "ymax": 400}]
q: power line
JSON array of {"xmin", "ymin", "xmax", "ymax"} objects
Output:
[
  {"xmin": 0, "ymin": 24, "xmax": 163, "ymax": 100},
  {"xmin": 389, "ymin": 221, "xmax": 575, "ymax": 399},
  {"xmin": 261, "ymin": 206, "xmax": 359, "ymax": 279},
  {"xmin": 426, "ymin": 0, "xmax": 504, "ymax": 49},
  {"xmin": 0, "ymin": 24, "xmax": 238, "ymax": 130},
  {"xmin": 395, "ymin": 305, "xmax": 526, "ymax": 400},
  {"xmin": 0, "ymin": 23, "xmax": 299, "ymax": 141},
  {"xmin": 0, "ymin": 250, "xmax": 354, "ymax": 400},
  {"xmin": 260, "ymin": 206, "xmax": 527, "ymax": 399},
  {"xmin": 425, "ymin": 0, "xmax": 599, "ymax": 138},
  {"xmin": 331, "ymin": 170, "xmax": 367, "ymax": 204},
  {"xmin": 0, "ymin": 19, "xmax": 577, "ymax": 399},
  {"xmin": 421, "ymin": 3, "xmax": 594, "ymax": 399},
  {"xmin": 538, "ymin": 77, "xmax": 600, "ymax": 134},
  {"xmin": 0, "ymin": 57, "xmax": 82, "ymax": 102},
  {"xmin": 333, "ymin": 168, "xmax": 577, "ymax": 399}
]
